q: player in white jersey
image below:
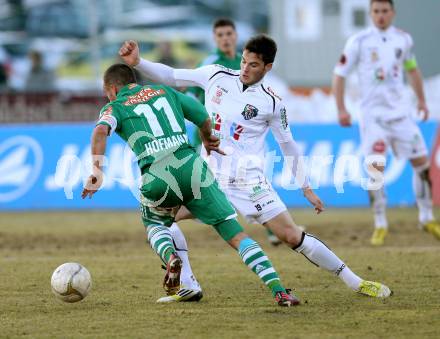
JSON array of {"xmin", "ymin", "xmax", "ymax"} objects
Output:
[
  {"xmin": 120, "ymin": 34, "xmax": 392, "ymax": 302},
  {"xmin": 333, "ymin": 0, "xmax": 440, "ymax": 246}
]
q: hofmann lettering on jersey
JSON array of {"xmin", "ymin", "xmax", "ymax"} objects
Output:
[{"xmin": 144, "ymin": 134, "xmax": 189, "ymax": 156}]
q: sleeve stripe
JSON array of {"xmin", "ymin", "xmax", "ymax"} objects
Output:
[
  {"xmin": 97, "ymin": 114, "xmax": 117, "ymax": 135},
  {"xmin": 261, "ymin": 85, "xmax": 275, "ymax": 113},
  {"xmin": 208, "ymin": 70, "xmax": 239, "ymax": 81}
]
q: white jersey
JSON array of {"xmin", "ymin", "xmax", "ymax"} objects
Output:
[
  {"xmin": 334, "ymin": 26, "xmax": 417, "ymax": 119},
  {"xmin": 173, "ymin": 64, "xmax": 293, "ymax": 181}
]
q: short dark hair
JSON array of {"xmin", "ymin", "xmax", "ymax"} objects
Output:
[
  {"xmin": 243, "ymin": 34, "xmax": 277, "ymax": 65},
  {"xmin": 370, "ymin": 0, "xmax": 394, "ymax": 8},
  {"xmin": 104, "ymin": 63, "xmax": 136, "ymax": 88},
  {"xmin": 213, "ymin": 18, "xmax": 235, "ymax": 31}
]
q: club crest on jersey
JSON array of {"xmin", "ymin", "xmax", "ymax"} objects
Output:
[
  {"xmin": 242, "ymin": 104, "xmax": 258, "ymax": 120},
  {"xmin": 230, "ymin": 122, "xmax": 243, "ymax": 141},
  {"xmin": 395, "ymin": 48, "xmax": 403, "ymax": 59}
]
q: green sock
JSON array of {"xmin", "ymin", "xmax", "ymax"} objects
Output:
[
  {"xmin": 238, "ymin": 237, "xmax": 285, "ymax": 296},
  {"xmin": 146, "ymin": 225, "xmax": 175, "ymax": 264}
]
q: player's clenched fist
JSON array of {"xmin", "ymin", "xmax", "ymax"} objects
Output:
[
  {"xmin": 119, "ymin": 40, "xmax": 140, "ymax": 67},
  {"xmin": 338, "ymin": 111, "xmax": 352, "ymax": 127}
]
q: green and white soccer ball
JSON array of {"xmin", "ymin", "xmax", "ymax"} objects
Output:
[{"xmin": 51, "ymin": 263, "xmax": 92, "ymax": 303}]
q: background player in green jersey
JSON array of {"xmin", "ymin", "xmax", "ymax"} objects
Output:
[
  {"xmin": 81, "ymin": 63, "xmax": 299, "ymax": 306},
  {"xmin": 186, "ymin": 18, "xmax": 241, "ymax": 106}
]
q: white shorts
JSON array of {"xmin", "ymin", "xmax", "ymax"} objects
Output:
[
  {"xmin": 219, "ymin": 177, "xmax": 287, "ymax": 224},
  {"xmin": 360, "ymin": 115, "xmax": 428, "ymax": 159}
]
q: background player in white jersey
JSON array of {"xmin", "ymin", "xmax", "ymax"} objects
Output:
[
  {"xmin": 120, "ymin": 34, "xmax": 392, "ymax": 302},
  {"xmin": 332, "ymin": 0, "xmax": 440, "ymax": 246}
]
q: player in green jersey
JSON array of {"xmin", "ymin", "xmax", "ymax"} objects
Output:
[{"xmin": 81, "ymin": 63, "xmax": 299, "ymax": 307}]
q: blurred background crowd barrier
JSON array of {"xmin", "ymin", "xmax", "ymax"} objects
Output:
[{"xmin": 1, "ymin": 0, "xmax": 440, "ymax": 209}]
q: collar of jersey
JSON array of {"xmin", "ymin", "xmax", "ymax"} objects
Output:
[
  {"xmin": 117, "ymin": 83, "xmax": 141, "ymax": 97},
  {"xmin": 238, "ymin": 77, "xmax": 264, "ymax": 92},
  {"xmin": 372, "ymin": 25, "xmax": 394, "ymax": 37}
]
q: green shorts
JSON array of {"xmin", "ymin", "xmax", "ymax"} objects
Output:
[{"xmin": 139, "ymin": 148, "xmax": 242, "ymax": 240}]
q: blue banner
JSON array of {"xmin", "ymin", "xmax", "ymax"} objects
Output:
[{"xmin": 0, "ymin": 122, "xmax": 437, "ymax": 209}]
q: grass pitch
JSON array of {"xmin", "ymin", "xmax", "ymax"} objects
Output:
[{"xmin": 1, "ymin": 208, "xmax": 439, "ymax": 338}]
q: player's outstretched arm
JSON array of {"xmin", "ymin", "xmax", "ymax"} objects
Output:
[
  {"xmin": 81, "ymin": 125, "xmax": 109, "ymax": 199},
  {"xmin": 119, "ymin": 40, "xmax": 140, "ymax": 67},
  {"xmin": 407, "ymin": 68, "xmax": 429, "ymax": 121},
  {"xmin": 119, "ymin": 40, "xmax": 213, "ymax": 89},
  {"xmin": 119, "ymin": 40, "xmax": 177, "ymax": 86},
  {"xmin": 332, "ymin": 75, "xmax": 352, "ymax": 127}
]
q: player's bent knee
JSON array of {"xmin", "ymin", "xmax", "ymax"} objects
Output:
[
  {"xmin": 227, "ymin": 232, "xmax": 248, "ymax": 249},
  {"xmin": 284, "ymin": 227, "xmax": 303, "ymax": 247},
  {"xmin": 212, "ymin": 219, "xmax": 244, "ymax": 247},
  {"xmin": 175, "ymin": 206, "xmax": 193, "ymax": 222}
]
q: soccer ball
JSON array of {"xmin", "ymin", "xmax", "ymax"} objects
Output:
[{"xmin": 51, "ymin": 263, "xmax": 92, "ymax": 303}]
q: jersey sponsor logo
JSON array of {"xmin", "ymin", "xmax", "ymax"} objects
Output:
[
  {"xmin": 241, "ymin": 104, "xmax": 258, "ymax": 120},
  {"xmin": 212, "ymin": 112, "xmax": 222, "ymax": 131},
  {"xmin": 143, "ymin": 134, "xmax": 189, "ymax": 157},
  {"xmin": 280, "ymin": 107, "xmax": 288, "ymax": 130},
  {"xmin": 0, "ymin": 136, "xmax": 43, "ymax": 202},
  {"xmin": 249, "ymin": 184, "xmax": 271, "ymax": 202},
  {"xmin": 100, "ymin": 105, "xmax": 113, "ymax": 118},
  {"xmin": 392, "ymin": 65, "xmax": 400, "ymax": 78},
  {"xmin": 230, "ymin": 122, "xmax": 243, "ymax": 141},
  {"xmin": 375, "ymin": 68, "xmax": 385, "ymax": 81},
  {"xmin": 123, "ymin": 88, "xmax": 165, "ymax": 106},
  {"xmin": 339, "ymin": 54, "xmax": 347, "ymax": 65},
  {"xmin": 395, "ymin": 48, "xmax": 403, "ymax": 59},
  {"xmin": 211, "ymin": 88, "xmax": 223, "ymax": 104},
  {"xmin": 371, "ymin": 50, "xmax": 379, "ymax": 63}
]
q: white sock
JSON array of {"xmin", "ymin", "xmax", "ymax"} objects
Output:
[
  {"xmin": 293, "ymin": 233, "xmax": 362, "ymax": 291},
  {"xmin": 368, "ymin": 188, "xmax": 388, "ymax": 228},
  {"xmin": 413, "ymin": 163, "xmax": 434, "ymax": 224},
  {"xmin": 169, "ymin": 223, "xmax": 201, "ymax": 291}
]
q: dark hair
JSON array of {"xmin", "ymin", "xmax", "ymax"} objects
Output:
[
  {"xmin": 370, "ymin": 0, "xmax": 394, "ymax": 8},
  {"xmin": 243, "ymin": 34, "xmax": 277, "ymax": 65},
  {"xmin": 104, "ymin": 63, "xmax": 136, "ymax": 88},
  {"xmin": 213, "ymin": 18, "xmax": 236, "ymax": 31}
]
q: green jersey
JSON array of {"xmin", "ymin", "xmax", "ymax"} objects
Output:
[{"xmin": 97, "ymin": 83, "xmax": 208, "ymax": 170}]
